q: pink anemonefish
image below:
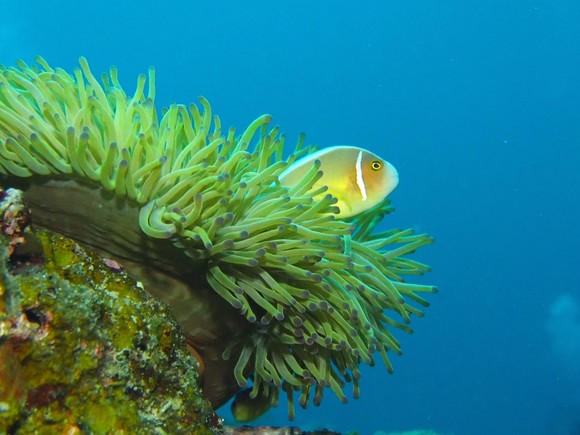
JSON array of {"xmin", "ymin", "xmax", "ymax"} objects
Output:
[{"xmin": 278, "ymin": 145, "xmax": 399, "ymax": 218}]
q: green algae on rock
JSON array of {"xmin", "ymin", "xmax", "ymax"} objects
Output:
[
  {"xmin": 0, "ymin": 188, "xmax": 220, "ymax": 433},
  {"xmin": 0, "ymin": 57, "xmax": 437, "ymax": 420}
]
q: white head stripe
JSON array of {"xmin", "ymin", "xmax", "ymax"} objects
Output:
[{"xmin": 355, "ymin": 150, "xmax": 368, "ymax": 201}]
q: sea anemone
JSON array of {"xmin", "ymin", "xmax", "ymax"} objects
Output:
[{"xmin": 0, "ymin": 57, "xmax": 436, "ymax": 420}]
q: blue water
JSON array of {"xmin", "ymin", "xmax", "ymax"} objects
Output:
[{"xmin": 3, "ymin": 1, "xmax": 580, "ymax": 434}]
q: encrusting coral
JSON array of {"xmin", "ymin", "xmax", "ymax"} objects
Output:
[{"xmin": 0, "ymin": 57, "xmax": 436, "ymax": 420}]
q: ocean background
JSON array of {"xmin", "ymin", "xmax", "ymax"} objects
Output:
[{"xmin": 3, "ymin": 1, "xmax": 579, "ymax": 434}]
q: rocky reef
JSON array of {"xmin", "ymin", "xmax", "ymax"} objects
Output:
[{"xmin": 0, "ymin": 186, "xmax": 221, "ymax": 433}]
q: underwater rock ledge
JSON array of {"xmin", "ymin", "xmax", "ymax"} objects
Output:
[{"xmin": 0, "ymin": 186, "xmax": 221, "ymax": 433}]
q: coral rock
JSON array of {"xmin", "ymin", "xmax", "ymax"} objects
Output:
[{"xmin": 0, "ymin": 187, "xmax": 221, "ymax": 433}]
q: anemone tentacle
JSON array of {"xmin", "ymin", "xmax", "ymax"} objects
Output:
[{"xmin": 0, "ymin": 57, "xmax": 436, "ymax": 417}]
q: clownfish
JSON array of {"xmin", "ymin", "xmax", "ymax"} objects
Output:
[{"xmin": 278, "ymin": 145, "xmax": 399, "ymax": 218}]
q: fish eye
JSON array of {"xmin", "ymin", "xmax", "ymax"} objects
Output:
[{"xmin": 370, "ymin": 160, "xmax": 382, "ymax": 171}]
